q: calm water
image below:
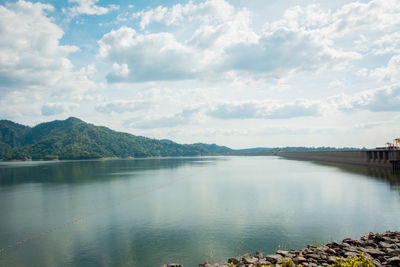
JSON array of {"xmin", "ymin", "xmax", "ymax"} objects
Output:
[{"xmin": 0, "ymin": 156, "xmax": 399, "ymax": 266}]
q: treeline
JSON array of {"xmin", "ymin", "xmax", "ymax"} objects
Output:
[{"xmin": 0, "ymin": 117, "xmax": 231, "ymax": 160}]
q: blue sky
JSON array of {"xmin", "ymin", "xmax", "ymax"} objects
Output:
[{"xmin": 0, "ymin": 0, "xmax": 399, "ymax": 148}]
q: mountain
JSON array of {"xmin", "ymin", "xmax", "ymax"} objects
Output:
[
  {"xmin": 192, "ymin": 143, "xmax": 234, "ymax": 154},
  {"xmin": 0, "ymin": 117, "xmax": 229, "ymax": 160}
]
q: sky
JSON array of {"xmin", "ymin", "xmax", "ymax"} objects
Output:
[{"xmin": 0, "ymin": 0, "xmax": 399, "ymax": 149}]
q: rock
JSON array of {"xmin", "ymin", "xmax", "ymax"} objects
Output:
[
  {"xmin": 386, "ymin": 248, "xmax": 400, "ymax": 256},
  {"xmin": 239, "ymin": 253, "xmax": 251, "ymax": 260},
  {"xmin": 325, "ymin": 248, "xmax": 336, "ymax": 254},
  {"xmin": 364, "ymin": 248, "xmax": 386, "ymax": 257},
  {"xmin": 293, "ymin": 256, "xmax": 307, "ymax": 264},
  {"xmin": 258, "ymin": 259, "xmax": 272, "ymax": 265},
  {"xmin": 161, "ymin": 264, "xmax": 183, "ymax": 267},
  {"xmin": 254, "ymin": 251, "xmax": 264, "ymax": 259},
  {"xmin": 264, "ymin": 254, "xmax": 283, "ymax": 264},
  {"xmin": 191, "ymin": 231, "xmax": 400, "ymax": 267},
  {"xmin": 327, "ymin": 256, "xmax": 338, "ymax": 264},
  {"xmin": 306, "ymin": 253, "xmax": 321, "ymax": 260},
  {"xmin": 276, "ymin": 250, "xmax": 289, "ymax": 257},
  {"xmin": 243, "ymin": 257, "xmax": 258, "ymax": 264},
  {"xmin": 387, "ymin": 256, "xmax": 400, "ymax": 265},
  {"xmin": 379, "ymin": 241, "xmax": 396, "ymax": 249},
  {"xmin": 227, "ymin": 258, "xmax": 239, "ymax": 264}
]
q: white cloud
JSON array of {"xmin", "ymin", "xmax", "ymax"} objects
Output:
[
  {"xmin": 373, "ymin": 32, "xmax": 400, "ymax": 55},
  {"xmin": 67, "ymin": 0, "xmax": 119, "ymax": 17},
  {"xmin": 329, "ymin": 80, "xmax": 343, "ymax": 88},
  {"xmin": 95, "ymin": 100, "xmax": 152, "ymax": 114},
  {"xmin": 354, "ymin": 122, "xmax": 384, "ymax": 130},
  {"xmin": 133, "ymin": 0, "xmax": 235, "ymax": 29},
  {"xmin": 221, "ymin": 29, "xmax": 359, "ymax": 75},
  {"xmin": 0, "ymin": 0, "xmax": 97, "ymax": 98},
  {"xmin": 99, "ymin": 0, "xmax": 361, "ymax": 83},
  {"xmin": 98, "ymin": 26, "xmax": 202, "ymax": 82},
  {"xmin": 207, "ymin": 100, "xmax": 320, "ymax": 119},
  {"xmin": 329, "ymin": 84, "xmax": 400, "ymax": 112},
  {"xmin": 41, "ymin": 102, "xmax": 78, "ymax": 116},
  {"xmin": 356, "ymin": 68, "xmax": 369, "ymax": 77},
  {"xmin": 329, "ymin": 0, "xmax": 400, "ymax": 37},
  {"xmin": 370, "ymin": 55, "xmax": 400, "ymax": 82},
  {"xmin": 0, "ymin": 1, "xmax": 77, "ymax": 93}
]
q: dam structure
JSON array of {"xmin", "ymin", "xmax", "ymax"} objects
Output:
[{"xmin": 277, "ymin": 149, "xmax": 400, "ymax": 171}]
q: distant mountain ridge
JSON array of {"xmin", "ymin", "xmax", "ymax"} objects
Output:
[
  {"xmin": 0, "ymin": 117, "xmax": 232, "ymax": 160},
  {"xmin": 0, "ymin": 117, "xmax": 363, "ymax": 161}
]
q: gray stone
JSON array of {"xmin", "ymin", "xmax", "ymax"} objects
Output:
[
  {"xmin": 387, "ymin": 256, "xmax": 400, "ymax": 265},
  {"xmin": 327, "ymin": 256, "xmax": 338, "ymax": 264},
  {"xmin": 227, "ymin": 258, "xmax": 239, "ymax": 264},
  {"xmin": 293, "ymin": 256, "xmax": 307, "ymax": 263},
  {"xmin": 276, "ymin": 250, "xmax": 289, "ymax": 257},
  {"xmin": 240, "ymin": 253, "xmax": 251, "ymax": 260},
  {"xmin": 243, "ymin": 257, "xmax": 258, "ymax": 264},
  {"xmin": 365, "ymin": 248, "xmax": 385, "ymax": 257},
  {"xmin": 254, "ymin": 251, "xmax": 264, "ymax": 259},
  {"xmin": 386, "ymin": 248, "xmax": 400, "ymax": 256},
  {"xmin": 306, "ymin": 253, "xmax": 321, "ymax": 260},
  {"xmin": 265, "ymin": 254, "xmax": 283, "ymax": 264},
  {"xmin": 379, "ymin": 241, "xmax": 395, "ymax": 249},
  {"xmin": 258, "ymin": 259, "xmax": 271, "ymax": 265}
]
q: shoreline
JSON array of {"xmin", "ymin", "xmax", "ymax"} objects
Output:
[{"xmin": 163, "ymin": 231, "xmax": 400, "ymax": 267}]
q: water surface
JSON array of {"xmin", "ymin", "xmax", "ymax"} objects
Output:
[{"xmin": 0, "ymin": 156, "xmax": 399, "ymax": 266}]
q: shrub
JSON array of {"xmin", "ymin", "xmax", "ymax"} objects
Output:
[{"xmin": 328, "ymin": 253, "xmax": 373, "ymax": 267}]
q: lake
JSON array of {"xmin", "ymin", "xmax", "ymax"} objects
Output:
[{"xmin": 0, "ymin": 156, "xmax": 399, "ymax": 266}]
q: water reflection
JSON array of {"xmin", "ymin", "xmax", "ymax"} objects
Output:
[
  {"xmin": 304, "ymin": 160, "xmax": 400, "ymax": 194},
  {"xmin": 0, "ymin": 157, "xmax": 219, "ymax": 185}
]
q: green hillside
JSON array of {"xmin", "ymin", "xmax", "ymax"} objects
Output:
[{"xmin": 0, "ymin": 117, "xmax": 227, "ymax": 160}]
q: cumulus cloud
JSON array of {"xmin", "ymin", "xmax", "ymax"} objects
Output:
[
  {"xmin": 98, "ymin": 27, "xmax": 202, "ymax": 82},
  {"xmin": 373, "ymin": 32, "xmax": 400, "ymax": 55},
  {"xmin": 0, "ymin": 1, "xmax": 77, "ymax": 92},
  {"xmin": 221, "ymin": 29, "xmax": 359, "ymax": 75},
  {"xmin": 133, "ymin": 0, "xmax": 236, "ymax": 29},
  {"xmin": 207, "ymin": 101, "xmax": 320, "ymax": 119},
  {"xmin": 329, "ymin": 84, "xmax": 400, "ymax": 112},
  {"xmin": 370, "ymin": 55, "xmax": 400, "ymax": 82},
  {"xmin": 41, "ymin": 102, "xmax": 78, "ymax": 116},
  {"xmin": 67, "ymin": 0, "xmax": 119, "ymax": 17},
  {"xmin": 0, "ymin": 0, "xmax": 97, "ymax": 98},
  {"xmin": 329, "ymin": 0, "xmax": 400, "ymax": 37},
  {"xmin": 99, "ymin": 0, "xmax": 363, "ymax": 83},
  {"xmin": 95, "ymin": 100, "xmax": 152, "ymax": 114}
]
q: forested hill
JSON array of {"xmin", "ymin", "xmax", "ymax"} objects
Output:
[{"xmin": 0, "ymin": 117, "xmax": 233, "ymax": 160}]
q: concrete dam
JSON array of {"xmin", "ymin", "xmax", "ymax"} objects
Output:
[{"xmin": 277, "ymin": 149, "xmax": 400, "ymax": 171}]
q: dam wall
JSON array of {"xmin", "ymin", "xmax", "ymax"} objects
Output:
[{"xmin": 277, "ymin": 149, "xmax": 400, "ymax": 170}]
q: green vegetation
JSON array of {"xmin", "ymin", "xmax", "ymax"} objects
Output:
[
  {"xmin": 0, "ymin": 117, "xmax": 228, "ymax": 161},
  {"xmin": 0, "ymin": 117, "xmax": 364, "ymax": 161},
  {"xmin": 328, "ymin": 254, "xmax": 373, "ymax": 267}
]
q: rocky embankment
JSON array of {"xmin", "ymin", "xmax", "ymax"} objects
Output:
[{"xmin": 162, "ymin": 231, "xmax": 400, "ymax": 267}]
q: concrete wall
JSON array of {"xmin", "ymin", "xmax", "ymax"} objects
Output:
[{"xmin": 277, "ymin": 150, "xmax": 400, "ymax": 169}]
